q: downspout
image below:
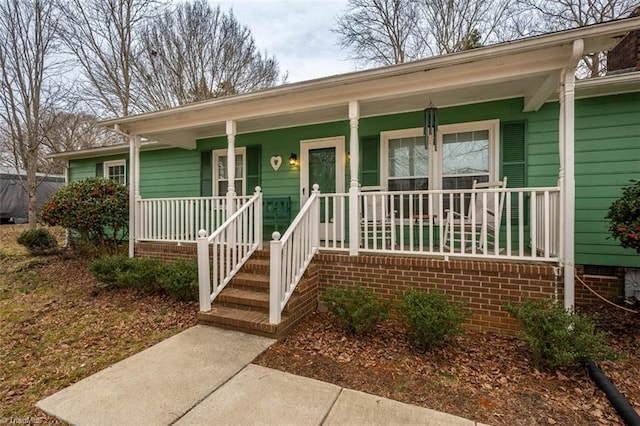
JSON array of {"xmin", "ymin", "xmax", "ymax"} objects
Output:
[{"xmin": 560, "ymin": 39, "xmax": 583, "ymax": 310}]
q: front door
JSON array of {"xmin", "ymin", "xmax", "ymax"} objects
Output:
[{"xmin": 300, "ymin": 137, "xmax": 345, "ymax": 240}]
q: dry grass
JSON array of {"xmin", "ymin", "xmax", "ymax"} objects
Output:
[{"xmin": 0, "ymin": 225, "xmax": 198, "ymax": 421}]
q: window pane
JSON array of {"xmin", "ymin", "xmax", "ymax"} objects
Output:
[
  {"xmin": 217, "ymin": 157, "xmax": 227, "ymax": 179},
  {"xmin": 108, "ymin": 164, "xmax": 125, "ymax": 184},
  {"xmin": 442, "ymin": 130, "xmax": 489, "ymax": 175},
  {"xmin": 388, "ymin": 137, "xmax": 428, "ymax": 178}
]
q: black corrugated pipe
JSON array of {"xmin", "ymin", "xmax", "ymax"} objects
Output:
[{"xmin": 584, "ymin": 360, "xmax": 640, "ymax": 425}]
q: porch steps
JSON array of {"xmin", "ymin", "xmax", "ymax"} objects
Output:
[{"xmin": 197, "ymin": 250, "xmax": 319, "ymax": 339}]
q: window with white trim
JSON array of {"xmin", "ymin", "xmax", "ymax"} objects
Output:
[
  {"xmin": 213, "ymin": 147, "xmax": 246, "ymax": 196},
  {"xmin": 104, "ymin": 160, "xmax": 126, "ymax": 185},
  {"xmin": 381, "ymin": 120, "xmax": 499, "ymax": 216}
]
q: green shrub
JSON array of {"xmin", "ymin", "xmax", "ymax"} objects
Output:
[
  {"xmin": 157, "ymin": 259, "xmax": 198, "ymax": 301},
  {"xmin": 505, "ymin": 299, "xmax": 618, "ymax": 369},
  {"xmin": 90, "ymin": 256, "xmax": 158, "ymax": 290},
  {"xmin": 40, "ymin": 177, "xmax": 128, "ymax": 252},
  {"xmin": 321, "ymin": 285, "xmax": 390, "ymax": 335},
  {"xmin": 606, "ymin": 180, "xmax": 640, "ymax": 253},
  {"xmin": 16, "ymin": 228, "xmax": 58, "ymax": 254},
  {"xmin": 397, "ymin": 289, "xmax": 468, "ymax": 350},
  {"xmin": 90, "ymin": 256, "xmax": 197, "ymax": 300}
]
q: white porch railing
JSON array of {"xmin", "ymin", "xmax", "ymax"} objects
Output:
[
  {"xmin": 317, "ymin": 186, "xmax": 561, "ymax": 261},
  {"xmin": 269, "ymin": 184, "xmax": 320, "ymax": 324},
  {"xmin": 137, "ymin": 195, "xmax": 251, "ymax": 242},
  {"xmin": 196, "ymin": 188, "xmax": 263, "ymax": 312}
]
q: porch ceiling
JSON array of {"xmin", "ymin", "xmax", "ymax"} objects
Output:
[{"xmin": 102, "ymin": 17, "xmax": 640, "ymax": 149}]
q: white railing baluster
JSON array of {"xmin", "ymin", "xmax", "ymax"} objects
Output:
[{"xmin": 196, "ymin": 188, "xmax": 262, "ymax": 313}]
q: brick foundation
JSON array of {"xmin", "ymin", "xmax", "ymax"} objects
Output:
[
  {"xmin": 134, "ymin": 242, "xmax": 626, "ymax": 336},
  {"xmin": 575, "ymin": 266, "xmax": 624, "ymax": 306},
  {"xmin": 313, "ymin": 253, "xmax": 560, "ymax": 335},
  {"xmin": 135, "ymin": 241, "xmax": 197, "ymax": 262}
]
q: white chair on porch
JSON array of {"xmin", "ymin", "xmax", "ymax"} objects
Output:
[
  {"xmin": 443, "ymin": 177, "xmax": 507, "ymax": 252},
  {"xmin": 360, "ymin": 190, "xmax": 395, "ymax": 249}
]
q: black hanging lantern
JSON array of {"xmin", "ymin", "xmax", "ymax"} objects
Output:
[{"xmin": 424, "ymin": 102, "xmax": 438, "ymax": 150}]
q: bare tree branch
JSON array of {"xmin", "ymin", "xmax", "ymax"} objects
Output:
[
  {"xmin": 0, "ymin": 0, "xmax": 64, "ymax": 227},
  {"xmin": 133, "ymin": 0, "xmax": 282, "ymax": 110}
]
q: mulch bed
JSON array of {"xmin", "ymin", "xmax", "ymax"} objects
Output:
[{"xmin": 254, "ymin": 305, "xmax": 640, "ymax": 425}]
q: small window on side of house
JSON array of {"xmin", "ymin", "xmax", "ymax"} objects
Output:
[{"xmin": 104, "ymin": 160, "xmax": 126, "ymax": 185}]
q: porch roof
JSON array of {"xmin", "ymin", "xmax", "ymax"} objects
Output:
[{"xmin": 95, "ymin": 17, "xmax": 639, "ymax": 150}]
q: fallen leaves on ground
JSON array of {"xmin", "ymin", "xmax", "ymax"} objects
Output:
[
  {"xmin": 0, "ymin": 251, "xmax": 198, "ymax": 421},
  {"xmin": 254, "ymin": 307, "xmax": 640, "ymax": 426}
]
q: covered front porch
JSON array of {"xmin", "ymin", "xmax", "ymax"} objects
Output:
[{"xmin": 100, "ymin": 18, "xmax": 640, "ymax": 334}]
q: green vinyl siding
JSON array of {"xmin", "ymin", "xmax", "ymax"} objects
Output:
[
  {"xmin": 68, "ymin": 154, "xmax": 129, "ymax": 182},
  {"xmin": 139, "ymin": 148, "xmax": 200, "ymax": 198},
  {"xmin": 65, "ymin": 93, "xmax": 639, "ymax": 268},
  {"xmin": 573, "ymin": 92, "xmax": 640, "ymax": 268}
]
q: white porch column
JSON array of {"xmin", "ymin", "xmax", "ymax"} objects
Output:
[
  {"xmin": 226, "ymin": 120, "xmax": 237, "ymax": 219},
  {"xmin": 128, "ymin": 135, "xmax": 140, "ymax": 258},
  {"xmin": 348, "ymin": 100, "xmax": 360, "ymax": 256},
  {"xmin": 559, "ymin": 39, "xmax": 583, "ymax": 310}
]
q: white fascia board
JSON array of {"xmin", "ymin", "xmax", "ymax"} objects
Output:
[
  {"xmin": 45, "ymin": 141, "xmax": 172, "ymax": 161},
  {"xmin": 100, "ymin": 16, "xmax": 640, "ymax": 133}
]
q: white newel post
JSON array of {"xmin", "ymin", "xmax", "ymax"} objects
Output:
[
  {"xmin": 255, "ymin": 186, "xmax": 263, "ymax": 250},
  {"xmin": 348, "ymin": 100, "xmax": 360, "ymax": 256},
  {"xmin": 560, "ymin": 39, "xmax": 583, "ymax": 310},
  {"xmin": 269, "ymin": 232, "xmax": 282, "ymax": 324},
  {"xmin": 312, "ymin": 184, "xmax": 320, "ymax": 249},
  {"xmin": 197, "ymin": 229, "xmax": 211, "ymax": 312},
  {"xmin": 226, "ymin": 120, "xmax": 237, "ymax": 219}
]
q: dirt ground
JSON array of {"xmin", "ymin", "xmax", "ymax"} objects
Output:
[
  {"xmin": 2, "ymin": 224, "xmax": 639, "ymax": 425},
  {"xmin": 0, "ymin": 225, "xmax": 198, "ymax": 421},
  {"xmin": 255, "ymin": 306, "xmax": 640, "ymax": 426}
]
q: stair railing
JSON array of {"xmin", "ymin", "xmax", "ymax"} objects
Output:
[
  {"xmin": 197, "ymin": 187, "xmax": 263, "ymax": 312},
  {"xmin": 269, "ymin": 184, "xmax": 320, "ymax": 324}
]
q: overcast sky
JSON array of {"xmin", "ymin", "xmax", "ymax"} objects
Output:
[{"xmin": 214, "ymin": 0, "xmax": 356, "ymax": 83}]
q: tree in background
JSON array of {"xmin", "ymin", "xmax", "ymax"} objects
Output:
[
  {"xmin": 0, "ymin": 0, "xmax": 64, "ymax": 228},
  {"xmin": 334, "ymin": 0, "xmax": 421, "ymax": 66},
  {"xmin": 335, "ymin": 0, "xmax": 636, "ymax": 72},
  {"xmin": 418, "ymin": 0, "xmax": 514, "ymax": 55},
  {"xmin": 334, "ymin": 0, "xmax": 516, "ymax": 66},
  {"xmin": 516, "ymin": 0, "xmax": 638, "ymax": 77},
  {"xmin": 134, "ymin": 0, "xmax": 282, "ymax": 110},
  {"xmin": 57, "ymin": 0, "xmax": 164, "ymax": 117},
  {"xmin": 40, "ymin": 110, "xmax": 124, "ymax": 174}
]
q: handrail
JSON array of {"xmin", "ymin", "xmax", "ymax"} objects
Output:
[
  {"xmin": 319, "ymin": 186, "xmax": 560, "ymax": 261},
  {"xmin": 269, "ymin": 184, "xmax": 320, "ymax": 324},
  {"xmin": 137, "ymin": 195, "xmax": 251, "ymax": 242},
  {"xmin": 196, "ymin": 187, "xmax": 263, "ymax": 312}
]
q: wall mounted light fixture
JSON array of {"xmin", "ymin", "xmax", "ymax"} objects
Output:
[{"xmin": 289, "ymin": 153, "xmax": 297, "ymax": 166}]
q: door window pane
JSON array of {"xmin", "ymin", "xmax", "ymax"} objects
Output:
[{"xmin": 309, "ymin": 147, "xmax": 336, "ymax": 222}]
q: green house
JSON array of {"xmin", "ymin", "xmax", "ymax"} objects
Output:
[{"xmin": 51, "ymin": 17, "xmax": 640, "ymax": 335}]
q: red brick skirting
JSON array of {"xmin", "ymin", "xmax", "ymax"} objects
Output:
[
  {"xmin": 135, "ymin": 242, "xmax": 624, "ymax": 335},
  {"xmin": 313, "ymin": 253, "xmax": 560, "ymax": 334},
  {"xmin": 135, "ymin": 242, "xmax": 197, "ymax": 262}
]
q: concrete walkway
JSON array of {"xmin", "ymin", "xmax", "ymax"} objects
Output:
[{"xmin": 38, "ymin": 325, "xmax": 487, "ymax": 426}]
